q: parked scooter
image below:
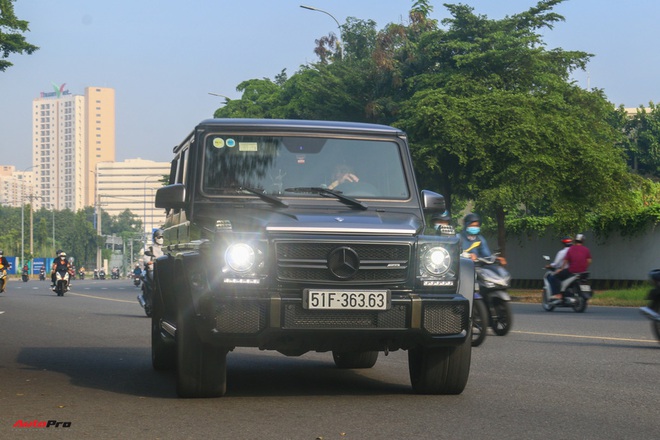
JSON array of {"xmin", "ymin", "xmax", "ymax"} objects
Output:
[
  {"xmin": 639, "ymin": 268, "xmax": 660, "ymax": 343},
  {"xmin": 541, "ymin": 256, "xmax": 592, "ymax": 313},
  {"xmin": 111, "ymin": 267, "xmax": 120, "ymax": 279},
  {"xmin": 53, "ymin": 269, "xmax": 70, "ymax": 296},
  {"xmin": 474, "ymin": 254, "xmax": 513, "ymax": 335},
  {"xmin": 99, "ymin": 268, "xmax": 106, "ymax": 280}
]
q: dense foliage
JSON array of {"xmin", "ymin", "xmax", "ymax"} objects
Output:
[
  {"xmin": 211, "ymin": 1, "xmax": 659, "ymax": 252},
  {"xmin": 0, "ymin": 205, "xmax": 143, "ymax": 268}
]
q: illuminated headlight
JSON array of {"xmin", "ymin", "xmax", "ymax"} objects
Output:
[
  {"xmin": 225, "ymin": 243, "xmax": 256, "ymax": 273},
  {"xmin": 422, "ymin": 246, "xmax": 451, "ymax": 275}
]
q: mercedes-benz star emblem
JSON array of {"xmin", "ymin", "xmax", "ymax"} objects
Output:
[{"xmin": 327, "ymin": 246, "xmax": 360, "ymax": 279}]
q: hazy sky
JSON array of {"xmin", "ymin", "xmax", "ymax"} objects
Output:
[{"xmin": 1, "ymin": 0, "xmax": 658, "ymax": 170}]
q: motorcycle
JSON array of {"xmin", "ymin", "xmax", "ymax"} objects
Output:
[
  {"xmin": 0, "ymin": 264, "xmax": 7, "ymax": 293},
  {"xmin": 473, "ymin": 254, "xmax": 513, "ymax": 336},
  {"xmin": 39, "ymin": 268, "xmax": 46, "ymax": 281},
  {"xmin": 137, "ymin": 257, "xmax": 153, "ymax": 317},
  {"xmin": 22, "ymin": 268, "xmax": 29, "ymax": 282},
  {"xmin": 639, "ymin": 268, "xmax": 660, "ymax": 343},
  {"xmin": 99, "ymin": 269, "xmax": 106, "ymax": 280},
  {"xmin": 111, "ymin": 268, "xmax": 120, "ymax": 279},
  {"xmin": 53, "ymin": 269, "xmax": 70, "ymax": 296},
  {"xmin": 79, "ymin": 270, "xmax": 85, "ymax": 280},
  {"xmin": 541, "ymin": 256, "xmax": 592, "ymax": 313},
  {"xmin": 133, "ymin": 273, "xmax": 142, "ymax": 287},
  {"xmin": 471, "ymin": 292, "xmax": 489, "ymax": 347}
]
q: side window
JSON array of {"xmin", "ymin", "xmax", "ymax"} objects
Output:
[
  {"xmin": 179, "ymin": 148, "xmax": 188, "ymax": 185},
  {"xmin": 168, "ymin": 159, "xmax": 177, "ymax": 185}
]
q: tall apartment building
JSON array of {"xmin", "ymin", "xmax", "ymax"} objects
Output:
[
  {"xmin": 32, "ymin": 85, "xmax": 115, "ymax": 210},
  {"xmin": 0, "ymin": 165, "xmax": 35, "ymax": 207},
  {"xmin": 96, "ymin": 158, "xmax": 170, "ymax": 239}
]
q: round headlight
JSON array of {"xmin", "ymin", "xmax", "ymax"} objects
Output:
[
  {"xmin": 225, "ymin": 243, "xmax": 256, "ymax": 273},
  {"xmin": 423, "ymin": 246, "xmax": 451, "ymax": 275}
]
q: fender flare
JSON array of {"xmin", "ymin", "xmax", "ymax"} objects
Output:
[{"xmin": 458, "ymin": 256, "xmax": 476, "ymax": 307}]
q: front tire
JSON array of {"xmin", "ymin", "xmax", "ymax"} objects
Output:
[
  {"xmin": 408, "ymin": 333, "xmax": 471, "ymax": 395},
  {"xmin": 176, "ymin": 298, "xmax": 228, "ymax": 398},
  {"xmin": 471, "ymin": 299, "xmax": 488, "ymax": 347},
  {"xmin": 542, "ymin": 287, "xmax": 555, "ymax": 312},
  {"xmin": 490, "ymin": 297, "xmax": 512, "ymax": 335},
  {"xmin": 151, "ymin": 289, "xmax": 175, "ymax": 371},
  {"xmin": 651, "ymin": 300, "xmax": 660, "ymax": 343},
  {"xmin": 332, "ymin": 351, "xmax": 378, "ymax": 369}
]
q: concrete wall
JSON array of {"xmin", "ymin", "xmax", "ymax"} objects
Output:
[{"xmin": 495, "ymin": 227, "xmax": 660, "ymax": 283}]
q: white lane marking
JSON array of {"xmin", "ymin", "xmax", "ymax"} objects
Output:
[
  {"xmin": 512, "ymin": 330, "xmax": 656, "ymax": 344},
  {"xmin": 67, "ymin": 292, "xmax": 135, "ymax": 304}
]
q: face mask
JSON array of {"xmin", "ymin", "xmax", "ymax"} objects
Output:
[
  {"xmin": 466, "ymin": 226, "xmax": 480, "ymax": 235},
  {"xmin": 155, "ymin": 237, "xmax": 164, "ymax": 245}
]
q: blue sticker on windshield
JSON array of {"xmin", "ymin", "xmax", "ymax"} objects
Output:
[{"xmin": 226, "ymin": 138, "xmax": 236, "ymax": 148}]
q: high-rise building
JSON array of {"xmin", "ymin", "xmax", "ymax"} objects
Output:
[
  {"xmin": 96, "ymin": 158, "xmax": 170, "ymax": 240},
  {"xmin": 32, "ymin": 85, "xmax": 115, "ymax": 210},
  {"xmin": 0, "ymin": 165, "xmax": 35, "ymax": 207}
]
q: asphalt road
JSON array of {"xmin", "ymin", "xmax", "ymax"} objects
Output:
[{"xmin": 0, "ymin": 279, "xmax": 658, "ymax": 439}]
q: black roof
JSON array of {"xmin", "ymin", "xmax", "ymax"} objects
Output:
[{"xmin": 196, "ymin": 118, "xmax": 405, "ymax": 137}]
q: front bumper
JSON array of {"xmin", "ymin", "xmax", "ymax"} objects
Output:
[{"xmin": 192, "ymin": 292, "xmax": 469, "ymax": 352}]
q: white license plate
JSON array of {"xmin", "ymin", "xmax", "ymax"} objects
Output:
[
  {"xmin": 579, "ymin": 284, "xmax": 591, "ymax": 292},
  {"xmin": 304, "ymin": 289, "xmax": 390, "ymax": 310}
]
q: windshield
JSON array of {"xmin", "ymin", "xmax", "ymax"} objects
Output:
[{"xmin": 202, "ymin": 134, "xmax": 409, "ymax": 199}]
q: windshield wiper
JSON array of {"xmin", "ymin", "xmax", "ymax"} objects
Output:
[
  {"xmin": 239, "ymin": 187, "xmax": 288, "ymax": 208},
  {"xmin": 284, "ymin": 187, "xmax": 368, "ymax": 210}
]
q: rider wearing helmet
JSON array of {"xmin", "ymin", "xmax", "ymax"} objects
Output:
[
  {"xmin": 547, "ymin": 236, "xmax": 573, "ymax": 270},
  {"xmin": 51, "ymin": 251, "xmax": 72, "ymax": 288},
  {"xmin": 0, "ymin": 250, "xmax": 10, "ymax": 293},
  {"xmin": 459, "ymin": 213, "xmax": 507, "ymax": 265},
  {"xmin": 549, "ymin": 233, "xmax": 592, "ymax": 300},
  {"xmin": 430, "ymin": 211, "xmax": 455, "ymax": 236}
]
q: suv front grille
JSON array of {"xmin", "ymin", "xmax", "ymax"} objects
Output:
[{"xmin": 276, "ymin": 241, "xmax": 410, "ymax": 284}]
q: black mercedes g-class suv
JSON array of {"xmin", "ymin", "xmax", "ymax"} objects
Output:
[{"xmin": 153, "ymin": 119, "xmax": 474, "ymax": 397}]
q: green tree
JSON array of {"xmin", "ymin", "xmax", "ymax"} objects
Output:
[
  {"xmin": 0, "ymin": 0, "xmax": 39, "ymax": 72},
  {"xmin": 396, "ymin": 1, "xmax": 635, "ymax": 254},
  {"xmin": 621, "ymin": 102, "xmax": 660, "ymax": 179}
]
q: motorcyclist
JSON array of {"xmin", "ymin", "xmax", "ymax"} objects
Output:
[
  {"xmin": 546, "ymin": 236, "xmax": 573, "ymax": 270},
  {"xmin": 549, "ymin": 233, "xmax": 592, "ymax": 300},
  {"xmin": 133, "ymin": 264, "xmax": 142, "ymax": 280},
  {"xmin": 0, "ymin": 250, "xmax": 11, "ymax": 293},
  {"xmin": 144, "ymin": 229, "xmax": 164, "ymax": 283},
  {"xmin": 459, "ymin": 213, "xmax": 507, "ymax": 265},
  {"xmin": 138, "ymin": 229, "xmax": 164, "ymax": 315},
  {"xmin": 51, "ymin": 251, "xmax": 72, "ymax": 290},
  {"xmin": 431, "ymin": 211, "xmax": 455, "ymax": 236}
]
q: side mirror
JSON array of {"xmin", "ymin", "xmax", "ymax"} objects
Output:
[
  {"xmin": 420, "ymin": 190, "xmax": 446, "ymax": 213},
  {"xmin": 144, "ymin": 250, "xmax": 153, "ymax": 257},
  {"xmin": 543, "ymin": 255, "xmax": 550, "ymax": 261},
  {"xmin": 155, "ymin": 183, "xmax": 186, "ymax": 209}
]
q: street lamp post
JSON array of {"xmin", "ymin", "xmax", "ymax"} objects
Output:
[{"xmin": 300, "ymin": 4, "xmax": 342, "ymax": 59}]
